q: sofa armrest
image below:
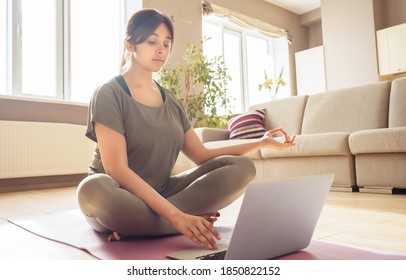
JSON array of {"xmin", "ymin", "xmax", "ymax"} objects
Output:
[
  {"xmin": 194, "ymin": 127, "xmax": 230, "ymax": 143},
  {"xmin": 171, "ymin": 151, "xmax": 195, "ymax": 175}
]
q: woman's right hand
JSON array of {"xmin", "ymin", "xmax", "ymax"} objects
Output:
[
  {"xmin": 170, "ymin": 212, "xmax": 221, "ymax": 249},
  {"xmin": 260, "ymin": 127, "xmax": 296, "ymax": 150}
]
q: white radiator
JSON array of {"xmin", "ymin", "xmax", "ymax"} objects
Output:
[{"xmin": 0, "ymin": 121, "xmax": 95, "ymax": 178}]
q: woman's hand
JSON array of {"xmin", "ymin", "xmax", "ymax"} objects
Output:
[
  {"xmin": 260, "ymin": 127, "xmax": 296, "ymax": 150},
  {"xmin": 170, "ymin": 211, "xmax": 221, "ymax": 249}
]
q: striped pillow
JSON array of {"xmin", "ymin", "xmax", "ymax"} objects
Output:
[{"xmin": 228, "ymin": 109, "xmax": 266, "ymax": 139}]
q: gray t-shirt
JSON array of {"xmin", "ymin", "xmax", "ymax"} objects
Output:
[{"xmin": 86, "ymin": 77, "xmax": 191, "ymax": 192}]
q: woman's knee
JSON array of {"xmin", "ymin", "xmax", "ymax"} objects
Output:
[
  {"xmin": 223, "ymin": 155, "xmax": 256, "ymax": 182},
  {"xmin": 77, "ymin": 174, "xmax": 119, "ymax": 211},
  {"xmin": 238, "ymin": 156, "xmax": 256, "ymax": 176}
]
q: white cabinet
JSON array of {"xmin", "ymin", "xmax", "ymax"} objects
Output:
[
  {"xmin": 295, "ymin": 46, "xmax": 326, "ymax": 95},
  {"xmin": 376, "ymin": 23, "xmax": 406, "ymax": 76}
]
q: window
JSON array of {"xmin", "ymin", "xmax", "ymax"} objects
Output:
[
  {"xmin": 69, "ymin": 0, "xmax": 122, "ymax": 103},
  {"xmin": 223, "ymin": 29, "xmax": 243, "ymax": 114},
  {"xmin": 1, "ymin": 0, "xmax": 125, "ymax": 103},
  {"xmin": 0, "ymin": 0, "xmax": 8, "ymax": 94},
  {"xmin": 21, "ymin": 0, "xmax": 60, "ymax": 97},
  {"xmin": 203, "ymin": 15, "xmax": 290, "ymax": 114}
]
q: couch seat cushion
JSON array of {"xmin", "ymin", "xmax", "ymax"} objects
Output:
[
  {"xmin": 204, "ymin": 139, "xmax": 262, "ymax": 159},
  {"xmin": 349, "ymin": 127, "xmax": 406, "ymax": 154},
  {"xmin": 261, "ymin": 132, "xmax": 351, "ymax": 158}
]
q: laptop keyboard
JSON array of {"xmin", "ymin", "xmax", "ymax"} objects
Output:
[{"xmin": 195, "ymin": 250, "xmax": 227, "ymax": 260}]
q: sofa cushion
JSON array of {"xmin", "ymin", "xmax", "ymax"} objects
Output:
[
  {"xmin": 302, "ymin": 81, "xmax": 391, "ymax": 134},
  {"xmin": 389, "ymin": 77, "xmax": 406, "ymax": 128},
  {"xmin": 349, "ymin": 127, "xmax": 406, "ymax": 154},
  {"xmin": 261, "ymin": 132, "xmax": 351, "ymax": 158},
  {"xmin": 204, "ymin": 139, "xmax": 262, "ymax": 159},
  {"xmin": 227, "ymin": 109, "xmax": 266, "ymax": 139},
  {"xmin": 249, "ymin": 95, "xmax": 308, "ymax": 136}
]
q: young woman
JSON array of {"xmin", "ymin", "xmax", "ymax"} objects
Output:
[{"xmin": 77, "ymin": 9, "xmax": 296, "ymax": 250}]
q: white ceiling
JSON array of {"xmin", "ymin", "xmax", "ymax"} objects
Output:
[{"xmin": 264, "ymin": 0, "xmax": 321, "ymax": 15}]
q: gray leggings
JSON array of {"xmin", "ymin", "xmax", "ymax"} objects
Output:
[{"xmin": 77, "ymin": 155, "xmax": 256, "ymax": 236}]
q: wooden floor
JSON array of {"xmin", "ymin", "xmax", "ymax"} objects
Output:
[{"xmin": 0, "ymin": 187, "xmax": 405, "ymax": 259}]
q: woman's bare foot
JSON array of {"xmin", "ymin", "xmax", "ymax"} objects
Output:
[
  {"xmin": 200, "ymin": 211, "xmax": 220, "ymax": 224},
  {"xmin": 106, "ymin": 212, "xmax": 220, "ymax": 242},
  {"xmin": 108, "ymin": 231, "xmax": 121, "ymax": 242}
]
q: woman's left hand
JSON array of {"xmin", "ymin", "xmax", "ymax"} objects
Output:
[{"xmin": 260, "ymin": 127, "xmax": 296, "ymax": 150}]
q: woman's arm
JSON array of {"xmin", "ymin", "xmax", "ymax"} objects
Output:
[
  {"xmin": 182, "ymin": 127, "xmax": 296, "ymax": 165},
  {"xmin": 94, "ymin": 122, "xmax": 220, "ymax": 248}
]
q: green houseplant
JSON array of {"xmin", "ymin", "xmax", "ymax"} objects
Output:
[{"xmin": 157, "ymin": 40, "xmax": 232, "ymax": 128}]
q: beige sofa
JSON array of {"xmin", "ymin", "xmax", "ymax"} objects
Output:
[{"xmin": 173, "ymin": 77, "xmax": 406, "ymax": 193}]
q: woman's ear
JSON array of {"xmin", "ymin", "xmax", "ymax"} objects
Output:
[{"xmin": 124, "ymin": 39, "xmax": 135, "ymax": 52}]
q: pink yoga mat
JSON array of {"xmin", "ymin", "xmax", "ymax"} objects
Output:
[{"xmin": 8, "ymin": 210, "xmax": 406, "ymax": 260}]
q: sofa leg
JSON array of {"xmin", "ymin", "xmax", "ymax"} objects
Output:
[
  {"xmin": 351, "ymin": 185, "xmax": 360, "ymax": 192},
  {"xmin": 393, "ymin": 188, "xmax": 406, "ymax": 194}
]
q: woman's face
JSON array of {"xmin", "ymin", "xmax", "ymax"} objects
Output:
[{"xmin": 131, "ymin": 23, "xmax": 172, "ymax": 72}]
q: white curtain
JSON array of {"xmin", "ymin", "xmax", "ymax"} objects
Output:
[{"xmin": 202, "ymin": 1, "xmax": 292, "ymax": 44}]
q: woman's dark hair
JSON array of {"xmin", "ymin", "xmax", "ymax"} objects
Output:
[{"xmin": 120, "ymin": 9, "xmax": 174, "ymax": 72}]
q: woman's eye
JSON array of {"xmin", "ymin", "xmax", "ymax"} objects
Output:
[{"xmin": 147, "ymin": 39, "xmax": 171, "ymax": 49}]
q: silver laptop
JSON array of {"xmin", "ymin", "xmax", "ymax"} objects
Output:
[{"xmin": 167, "ymin": 174, "xmax": 334, "ymax": 260}]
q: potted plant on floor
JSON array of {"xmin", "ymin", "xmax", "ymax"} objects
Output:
[{"xmin": 157, "ymin": 40, "xmax": 232, "ymax": 128}]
